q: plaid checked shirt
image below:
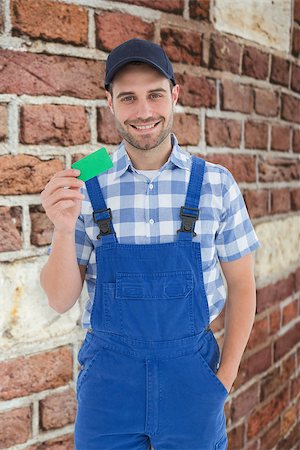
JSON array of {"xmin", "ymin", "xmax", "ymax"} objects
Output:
[{"xmin": 48, "ymin": 134, "xmax": 261, "ymax": 328}]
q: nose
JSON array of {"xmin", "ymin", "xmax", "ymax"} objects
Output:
[{"xmin": 134, "ymin": 99, "xmax": 154, "ymax": 121}]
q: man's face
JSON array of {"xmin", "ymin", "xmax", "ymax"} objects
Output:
[{"xmin": 106, "ymin": 64, "xmax": 180, "ymax": 152}]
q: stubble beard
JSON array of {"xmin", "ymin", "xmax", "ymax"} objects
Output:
[{"xmin": 114, "ymin": 109, "xmax": 174, "ymax": 152}]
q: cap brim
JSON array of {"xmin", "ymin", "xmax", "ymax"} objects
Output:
[{"xmin": 105, "ymin": 57, "xmax": 174, "ymax": 90}]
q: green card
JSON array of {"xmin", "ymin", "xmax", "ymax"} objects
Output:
[{"xmin": 71, "ymin": 147, "xmax": 113, "ymax": 182}]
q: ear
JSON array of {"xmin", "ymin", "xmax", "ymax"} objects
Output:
[
  {"xmin": 172, "ymin": 84, "xmax": 180, "ymax": 106},
  {"xmin": 106, "ymin": 91, "xmax": 114, "ymax": 114}
]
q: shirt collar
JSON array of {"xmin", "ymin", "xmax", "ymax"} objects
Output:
[{"xmin": 112, "ymin": 133, "xmax": 192, "ymax": 180}]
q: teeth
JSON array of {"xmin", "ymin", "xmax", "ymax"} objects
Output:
[{"xmin": 134, "ymin": 123, "xmax": 157, "ymax": 130}]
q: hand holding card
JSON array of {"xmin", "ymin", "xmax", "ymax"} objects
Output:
[{"xmin": 71, "ymin": 147, "xmax": 113, "ymax": 182}]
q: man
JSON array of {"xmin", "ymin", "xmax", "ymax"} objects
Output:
[{"xmin": 40, "ymin": 38, "xmax": 261, "ymax": 450}]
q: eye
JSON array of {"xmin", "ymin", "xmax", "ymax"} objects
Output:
[
  {"xmin": 121, "ymin": 96, "xmax": 134, "ymax": 102},
  {"xmin": 150, "ymin": 93, "xmax": 163, "ymax": 99}
]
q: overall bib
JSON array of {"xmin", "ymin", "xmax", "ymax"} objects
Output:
[{"xmin": 74, "ymin": 155, "xmax": 229, "ymax": 450}]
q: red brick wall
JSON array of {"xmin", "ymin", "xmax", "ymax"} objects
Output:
[{"xmin": 0, "ymin": 0, "xmax": 299, "ymax": 449}]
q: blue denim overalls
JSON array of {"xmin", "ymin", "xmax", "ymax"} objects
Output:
[{"xmin": 74, "ymin": 155, "xmax": 229, "ymax": 450}]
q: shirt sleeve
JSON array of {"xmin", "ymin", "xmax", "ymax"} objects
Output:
[
  {"xmin": 215, "ymin": 168, "xmax": 262, "ymax": 262},
  {"xmin": 46, "ymin": 213, "xmax": 93, "ymax": 266}
]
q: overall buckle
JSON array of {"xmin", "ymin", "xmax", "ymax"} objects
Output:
[
  {"xmin": 177, "ymin": 206, "xmax": 199, "ymax": 237},
  {"xmin": 92, "ymin": 208, "xmax": 115, "ymax": 239}
]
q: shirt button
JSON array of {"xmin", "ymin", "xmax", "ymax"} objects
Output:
[
  {"xmin": 149, "ymin": 183, "xmax": 153, "ymax": 189},
  {"xmin": 149, "ymin": 219, "xmax": 154, "ymax": 225}
]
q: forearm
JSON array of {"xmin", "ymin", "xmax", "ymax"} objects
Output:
[
  {"xmin": 219, "ymin": 281, "xmax": 257, "ymax": 379},
  {"xmin": 40, "ymin": 230, "xmax": 83, "ymax": 313}
]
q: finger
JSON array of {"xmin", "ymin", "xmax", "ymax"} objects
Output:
[
  {"xmin": 45, "ymin": 169, "xmax": 78, "ymax": 190},
  {"xmin": 43, "ymin": 188, "xmax": 84, "ymax": 210},
  {"xmin": 53, "ymin": 168, "xmax": 81, "ymax": 179},
  {"xmin": 44, "ymin": 177, "xmax": 84, "ymax": 196}
]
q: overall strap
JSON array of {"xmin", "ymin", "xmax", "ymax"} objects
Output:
[
  {"xmin": 85, "ymin": 176, "xmax": 117, "ymax": 244},
  {"xmin": 177, "ymin": 155, "xmax": 206, "ymax": 241}
]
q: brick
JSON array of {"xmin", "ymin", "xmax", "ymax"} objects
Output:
[
  {"xmin": 254, "ymin": 88, "xmax": 279, "ymax": 117},
  {"xmin": 261, "ymin": 356, "xmax": 293, "ymax": 406},
  {"xmin": 40, "ymin": 388, "xmax": 76, "ymax": 431},
  {"xmin": 293, "ymin": 129, "xmax": 300, "ymax": 152},
  {"xmin": 205, "ymin": 117, "xmax": 241, "ymax": 148},
  {"xmin": 227, "ymin": 423, "xmax": 245, "ymax": 450},
  {"xmin": 172, "ymin": 113, "xmax": 200, "ymax": 145},
  {"xmin": 0, "ymin": 155, "xmax": 63, "ymax": 195},
  {"xmin": 245, "ymin": 121, "xmax": 268, "ymax": 150},
  {"xmin": 30, "ymin": 205, "xmax": 53, "ymax": 246},
  {"xmin": 282, "ymin": 353, "xmax": 296, "ymax": 384},
  {"xmin": 221, "ymin": 80, "xmax": 253, "ymax": 113},
  {"xmin": 20, "ymin": 105, "xmax": 90, "ymax": 146},
  {"xmin": 161, "ymin": 28, "xmax": 202, "ymax": 65},
  {"xmin": 256, "ymin": 274, "xmax": 294, "ymax": 313},
  {"xmin": 291, "ymin": 188, "xmax": 300, "ymax": 210},
  {"xmin": 277, "ymin": 422, "xmax": 300, "ymax": 450},
  {"xmin": 246, "ymin": 442, "xmax": 259, "ymax": 450},
  {"xmin": 175, "ymin": 73, "xmax": 216, "ymax": 108},
  {"xmin": 110, "ymin": 0, "xmax": 184, "ymax": 14},
  {"xmin": 247, "ymin": 317, "xmax": 269, "ymax": 350},
  {"xmin": 295, "ymin": 0, "xmax": 300, "ymax": 23},
  {"xmin": 282, "ymin": 299, "xmax": 298, "ymax": 326},
  {"xmin": 0, "ymin": 346, "xmax": 73, "ymax": 400},
  {"xmin": 11, "ymin": 0, "xmax": 88, "ymax": 46},
  {"xmin": 235, "ymin": 346, "xmax": 272, "ymax": 390},
  {"xmin": 281, "ymin": 405, "xmax": 297, "ymax": 436},
  {"xmin": 0, "ymin": 1, "xmax": 3, "ymax": 32},
  {"xmin": 294, "ymin": 269, "xmax": 300, "ymax": 293},
  {"xmin": 275, "ymin": 323, "xmax": 300, "ymax": 361},
  {"xmin": 0, "ymin": 49, "xmax": 104, "ymax": 99},
  {"xmin": 291, "ymin": 63, "xmax": 300, "ymax": 93},
  {"xmin": 292, "ymin": 26, "xmax": 300, "ymax": 57},
  {"xmin": 243, "ymin": 190, "xmax": 268, "ymax": 219},
  {"xmin": 259, "ymin": 156, "xmax": 300, "ymax": 183},
  {"xmin": 0, "ymin": 206, "xmax": 22, "ymax": 252},
  {"xmin": 0, "ymin": 406, "xmax": 31, "ymax": 448},
  {"xmin": 270, "ymin": 55, "xmax": 289, "ymax": 87},
  {"xmin": 230, "ymin": 383, "xmax": 259, "ymax": 422},
  {"xmin": 95, "ymin": 11, "xmax": 154, "ymax": 52},
  {"xmin": 209, "ymin": 34, "xmax": 241, "ymax": 74},
  {"xmin": 270, "ymin": 308, "xmax": 280, "ymax": 335},
  {"xmin": 97, "ymin": 107, "xmax": 121, "ymax": 145},
  {"xmin": 260, "ymin": 367, "xmax": 281, "ymax": 401},
  {"xmin": 189, "ymin": 0, "xmax": 210, "ymax": 20},
  {"xmin": 282, "ymin": 94, "xmax": 300, "ymax": 123},
  {"xmin": 71, "ymin": 153, "xmax": 86, "ymax": 166},
  {"xmin": 271, "ymin": 125, "xmax": 290, "ymax": 152},
  {"xmin": 26, "ymin": 434, "xmax": 74, "ymax": 450},
  {"xmin": 204, "ymin": 153, "xmax": 256, "ymax": 183},
  {"xmin": 247, "ymin": 387, "xmax": 289, "ymax": 439},
  {"xmin": 0, "ymin": 104, "xmax": 7, "ymax": 141},
  {"xmin": 260, "ymin": 418, "xmax": 281, "ymax": 450},
  {"xmin": 270, "ymin": 188, "xmax": 291, "ymax": 214},
  {"xmin": 242, "ymin": 46, "xmax": 269, "ymax": 80},
  {"xmin": 291, "ymin": 372, "xmax": 300, "ymax": 399}
]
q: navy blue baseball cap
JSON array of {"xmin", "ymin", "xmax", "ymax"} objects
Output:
[{"xmin": 104, "ymin": 38, "xmax": 176, "ymax": 90}]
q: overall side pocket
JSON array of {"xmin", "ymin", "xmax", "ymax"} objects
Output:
[
  {"xmin": 196, "ymin": 329, "xmax": 229, "ymax": 398},
  {"xmin": 76, "ymin": 330, "xmax": 100, "ymax": 399}
]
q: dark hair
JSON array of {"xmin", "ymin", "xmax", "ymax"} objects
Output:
[{"xmin": 107, "ymin": 62, "xmax": 174, "ymax": 96}]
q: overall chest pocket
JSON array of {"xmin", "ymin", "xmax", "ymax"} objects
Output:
[
  {"xmin": 116, "ymin": 271, "xmax": 193, "ymax": 300},
  {"xmin": 107, "ymin": 271, "xmax": 195, "ymax": 340}
]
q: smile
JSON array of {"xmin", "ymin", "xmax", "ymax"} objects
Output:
[{"xmin": 130, "ymin": 121, "xmax": 161, "ymax": 130}]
